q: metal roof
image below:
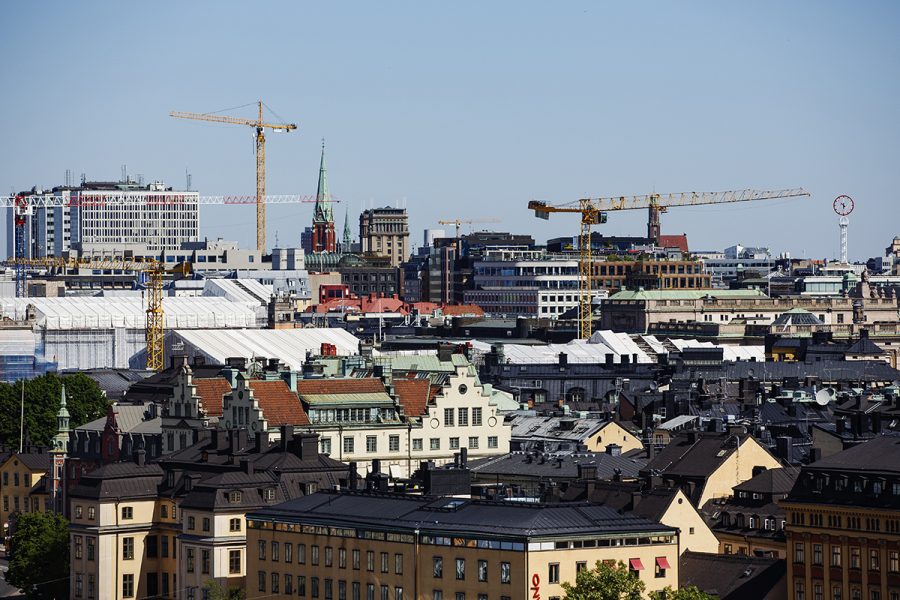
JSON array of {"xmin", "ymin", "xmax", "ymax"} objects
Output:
[{"xmin": 173, "ymin": 328, "xmax": 360, "ymax": 371}]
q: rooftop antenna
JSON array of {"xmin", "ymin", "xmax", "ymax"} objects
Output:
[
  {"xmin": 186, "ymin": 169, "xmax": 192, "ymax": 192},
  {"xmin": 121, "ymin": 164, "xmax": 127, "ymax": 184},
  {"xmin": 65, "ymin": 169, "xmax": 72, "ymax": 187}
]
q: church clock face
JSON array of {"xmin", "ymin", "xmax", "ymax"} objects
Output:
[
  {"xmin": 251, "ymin": 421, "xmax": 258, "ymax": 431},
  {"xmin": 833, "ymin": 195, "xmax": 854, "ymax": 216}
]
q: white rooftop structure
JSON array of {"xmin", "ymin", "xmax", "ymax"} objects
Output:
[
  {"xmin": 170, "ymin": 328, "xmax": 360, "ymax": 371},
  {"xmin": 497, "ymin": 331, "xmax": 653, "ymax": 365},
  {"xmin": 203, "ymin": 278, "xmax": 273, "ymax": 305},
  {"xmin": 0, "ymin": 297, "xmax": 258, "ymax": 329}
]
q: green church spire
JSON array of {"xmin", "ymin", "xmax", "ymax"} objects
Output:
[
  {"xmin": 52, "ymin": 383, "xmax": 71, "ymax": 453},
  {"xmin": 343, "ymin": 204, "xmax": 352, "ymax": 251},
  {"xmin": 313, "ymin": 139, "xmax": 334, "ymax": 224}
]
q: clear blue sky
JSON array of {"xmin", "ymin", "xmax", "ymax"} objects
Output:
[{"xmin": 2, "ymin": 1, "xmax": 898, "ymax": 260}]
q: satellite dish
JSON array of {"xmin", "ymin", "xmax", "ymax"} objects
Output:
[{"xmin": 815, "ymin": 388, "xmax": 833, "ymax": 407}]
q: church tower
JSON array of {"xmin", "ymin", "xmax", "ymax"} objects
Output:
[
  {"xmin": 342, "ymin": 205, "xmax": 352, "ymax": 253},
  {"xmin": 311, "ymin": 140, "xmax": 336, "ymax": 253},
  {"xmin": 50, "ymin": 383, "xmax": 71, "ymax": 514}
]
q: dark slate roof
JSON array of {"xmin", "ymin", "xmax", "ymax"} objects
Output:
[
  {"xmin": 645, "ymin": 431, "xmax": 746, "ymax": 479},
  {"xmin": 758, "ymin": 402, "xmax": 831, "ymax": 426},
  {"xmin": 74, "ymin": 369, "xmax": 153, "ymax": 400},
  {"xmin": 69, "ymin": 462, "xmax": 164, "ymax": 500},
  {"xmin": 559, "ymin": 480, "xmax": 680, "ymax": 523},
  {"xmin": 673, "ymin": 360, "xmax": 900, "ymax": 383},
  {"xmin": 249, "ymin": 490, "xmax": 676, "ymax": 539},
  {"xmin": 12, "ymin": 451, "xmax": 53, "ymax": 471},
  {"xmin": 679, "ymin": 551, "xmax": 786, "ymax": 600},
  {"xmin": 845, "ymin": 336, "xmax": 885, "ymax": 355},
  {"xmin": 468, "ymin": 452, "xmax": 644, "ymax": 481},
  {"xmin": 733, "ymin": 466, "xmax": 799, "ymax": 495},
  {"xmin": 806, "ymin": 434, "xmax": 900, "ymax": 474}
]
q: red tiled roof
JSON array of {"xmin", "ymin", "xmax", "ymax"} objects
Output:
[
  {"xmin": 441, "ymin": 304, "xmax": 485, "ymax": 317},
  {"xmin": 194, "ymin": 377, "xmax": 230, "ymax": 418},
  {"xmin": 658, "ymin": 234, "xmax": 689, "ymax": 253},
  {"xmin": 248, "ymin": 380, "xmax": 310, "ymax": 427},
  {"xmin": 296, "ymin": 377, "xmax": 386, "ymax": 396},
  {"xmin": 393, "ymin": 378, "xmax": 430, "ymax": 417}
]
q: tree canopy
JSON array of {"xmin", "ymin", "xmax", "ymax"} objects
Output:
[
  {"xmin": 4, "ymin": 511, "xmax": 70, "ymax": 599},
  {"xmin": 0, "ymin": 372, "xmax": 108, "ymax": 449},
  {"xmin": 562, "ymin": 561, "xmax": 717, "ymax": 600}
]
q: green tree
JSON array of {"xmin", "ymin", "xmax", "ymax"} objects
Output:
[
  {"xmin": 562, "ymin": 560, "xmax": 645, "ymax": 600},
  {"xmin": 4, "ymin": 512, "xmax": 70, "ymax": 599},
  {"xmin": 650, "ymin": 586, "xmax": 717, "ymax": 600},
  {"xmin": 0, "ymin": 372, "xmax": 108, "ymax": 448},
  {"xmin": 205, "ymin": 579, "xmax": 246, "ymax": 600}
]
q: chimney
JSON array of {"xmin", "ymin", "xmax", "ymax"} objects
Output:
[
  {"xmin": 256, "ymin": 430, "xmax": 269, "ymax": 452},
  {"xmin": 348, "ymin": 462, "xmax": 359, "ymax": 491},
  {"xmin": 631, "ymin": 491, "xmax": 642, "ymax": 510},
  {"xmin": 558, "ymin": 352, "xmax": 568, "ymax": 368},
  {"xmin": 775, "ymin": 436, "xmax": 792, "ymax": 461},
  {"xmin": 836, "ymin": 418, "xmax": 846, "ymax": 435},
  {"xmin": 135, "ymin": 448, "xmax": 146, "ymax": 467},
  {"xmin": 872, "ymin": 413, "xmax": 883, "ymax": 434},
  {"xmin": 605, "ymin": 353, "xmax": 614, "ymax": 365},
  {"xmin": 240, "ymin": 458, "xmax": 253, "ymax": 474},
  {"xmin": 280, "ymin": 425, "xmax": 292, "ymax": 452},
  {"xmin": 686, "ymin": 431, "xmax": 698, "ymax": 444},
  {"xmin": 281, "ymin": 370, "xmax": 298, "ymax": 392},
  {"xmin": 851, "ymin": 412, "xmax": 865, "ymax": 437},
  {"xmin": 371, "ymin": 459, "xmax": 382, "ymax": 475},
  {"xmin": 297, "ymin": 433, "xmax": 318, "ymax": 460},
  {"xmin": 459, "ymin": 447, "xmax": 468, "ymax": 467},
  {"xmin": 752, "ymin": 465, "xmax": 767, "ymax": 478}
]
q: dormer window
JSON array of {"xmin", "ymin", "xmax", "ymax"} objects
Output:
[
  {"xmin": 229, "ymin": 491, "xmax": 242, "ymax": 503},
  {"xmin": 264, "ymin": 488, "xmax": 276, "ymax": 502}
]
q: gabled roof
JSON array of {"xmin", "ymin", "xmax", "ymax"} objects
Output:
[
  {"xmin": 845, "ymin": 336, "xmax": 884, "ymax": 355},
  {"xmin": 645, "ymin": 431, "xmax": 752, "ymax": 479},
  {"xmin": 248, "ymin": 380, "xmax": 309, "ymax": 426},
  {"xmin": 679, "ymin": 551, "xmax": 786, "ymax": 600},
  {"xmin": 393, "ymin": 378, "xmax": 430, "ymax": 417},
  {"xmin": 657, "ymin": 234, "xmax": 689, "ymax": 253},
  {"xmin": 195, "ymin": 377, "xmax": 230, "ymax": 417},
  {"xmin": 4, "ymin": 451, "xmax": 53, "ymax": 472}
]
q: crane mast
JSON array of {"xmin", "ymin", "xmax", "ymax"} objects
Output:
[{"xmin": 170, "ymin": 101, "xmax": 298, "ymax": 252}]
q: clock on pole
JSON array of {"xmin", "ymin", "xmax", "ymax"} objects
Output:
[{"xmin": 833, "ymin": 195, "xmax": 854, "ymax": 263}]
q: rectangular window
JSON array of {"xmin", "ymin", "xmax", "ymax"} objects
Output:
[
  {"xmin": 500, "ymin": 562, "xmax": 510, "ymax": 584},
  {"xmin": 272, "ymin": 541, "xmax": 280, "ymax": 562},
  {"xmin": 472, "ymin": 407, "xmax": 483, "ymax": 426},
  {"xmin": 433, "ymin": 556, "xmax": 443, "ymax": 578},
  {"xmin": 299, "ymin": 543, "xmax": 307, "ymax": 564},
  {"xmin": 121, "ymin": 506, "xmax": 133, "ymax": 520},
  {"xmin": 576, "ymin": 561, "xmax": 587, "ymax": 573},
  {"xmin": 413, "ymin": 439, "xmax": 423, "ymax": 451},
  {"xmin": 549, "ymin": 563, "xmax": 560, "ymax": 584},
  {"xmin": 444, "ymin": 408, "xmax": 454, "ymax": 426},
  {"xmin": 87, "ymin": 537, "xmax": 95, "ymax": 561},
  {"xmin": 272, "ymin": 573, "xmax": 280, "ymax": 594},
  {"xmin": 285, "ymin": 542, "xmax": 293, "ymax": 563},
  {"xmin": 813, "ymin": 544, "xmax": 823, "ymax": 565},
  {"xmin": 366, "ymin": 436, "xmax": 377, "ymax": 453},
  {"xmin": 458, "ymin": 408, "xmax": 468, "ymax": 426},
  {"xmin": 449, "ymin": 437, "xmax": 460, "ymax": 450},
  {"xmin": 456, "ymin": 558, "xmax": 465, "ymax": 580},
  {"xmin": 832, "ymin": 546, "xmax": 842, "ymax": 567},
  {"xmin": 75, "ymin": 536, "xmax": 83, "ymax": 559},
  {"xmin": 889, "ymin": 551, "xmax": 899, "ymax": 572},
  {"xmin": 395, "ymin": 588, "xmax": 403, "ymax": 600},
  {"xmin": 326, "ymin": 547, "xmax": 334, "ymax": 567},
  {"xmin": 258, "ymin": 541, "xmax": 266, "ymax": 560},
  {"xmin": 468, "ymin": 437, "xmax": 479, "ymax": 449},
  {"xmin": 339, "ymin": 548, "xmax": 347, "ymax": 568},
  {"xmin": 795, "ymin": 542, "xmax": 806, "ymax": 564},
  {"xmin": 122, "ymin": 574, "xmax": 134, "ymax": 598},
  {"xmin": 286, "ymin": 574, "xmax": 294, "ymax": 595},
  {"xmin": 367, "ymin": 551, "xmax": 375, "ymax": 572},
  {"xmin": 389, "ymin": 436, "xmax": 400, "ymax": 452},
  {"xmin": 229, "ymin": 550, "xmax": 241, "ymax": 574},
  {"xmin": 367, "ymin": 584, "xmax": 375, "ymax": 600},
  {"xmin": 353, "ymin": 549, "xmax": 360, "ymax": 570},
  {"xmin": 75, "ymin": 574, "xmax": 83, "ymax": 597},
  {"xmin": 870, "ymin": 549, "xmax": 880, "ymax": 571},
  {"xmin": 395, "ymin": 554, "xmax": 403, "ymax": 575},
  {"xmin": 478, "ymin": 560, "xmax": 488, "ymax": 582},
  {"xmin": 488, "ymin": 436, "xmax": 498, "ymax": 449},
  {"xmin": 339, "ymin": 580, "xmax": 347, "ymax": 600},
  {"xmin": 202, "ymin": 517, "xmax": 210, "ymax": 532},
  {"xmin": 230, "ymin": 518, "xmax": 241, "ymax": 532},
  {"xmin": 344, "ymin": 437, "xmax": 355, "ymax": 454},
  {"xmin": 187, "ymin": 548, "xmax": 195, "ymax": 573},
  {"xmin": 381, "ymin": 552, "xmax": 389, "ymax": 573},
  {"xmin": 381, "ymin": 585, "xmax": 389, "ymax": 600},
  {"xmin": 353, "ymin": 582, "xmax": 360, "ymax": 600},
  {"xmin": 430, "ymin": 438, "xmax": 440, "ymax": 450},
  {"xmin": 434, "ymin": 592, "xmax": 443, "ymax": 600},
  {"xmin": 202, "ymin": 549, "xmax": 210, "ymax": 574},
  {"xmin": 188, "ymin": 516, "xmax": 196, "ymax": 530},
  {"xmin": 122, "ymin": 537, "xmax": 134, "ymax": 560},
  {"xmin": 312, "ymin": 577, "xmax": 320, "ymax": 598},
  {"xmin": 258, "ymin": 571, "xmax": 266, "ymax": 593},
  {"xmin": 299, "ymin": 576, "xmax": 307, "ymax": 597},
  {"xmin": 851, "ymin": 547, "xmax": 861, "ymax": 569}
]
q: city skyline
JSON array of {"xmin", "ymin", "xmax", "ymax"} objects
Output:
[{"xmin": 2, "ymin": 2, "xmax": 899, "ymax": 260}]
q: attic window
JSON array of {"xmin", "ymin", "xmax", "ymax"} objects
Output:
[
  {"xmin": 229, "ymin": 491, "xmax": 242, "ymax": 503},
  {"xmin": 264, "ymin": 488, "xmax": 276, "ymax": 502}
]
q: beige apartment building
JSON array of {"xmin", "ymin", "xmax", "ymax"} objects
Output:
[
  {"xmin": 359, "ymin": 207, "xmax": 410, "ymax": 267},
  {"xmin": 247, "ymin": 489, "xmax": 681, "ymax": 600}
]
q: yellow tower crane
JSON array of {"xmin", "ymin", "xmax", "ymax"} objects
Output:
[
  {"xmin": 529, "ymin": 187, "xmax": 810, "ymax": 339},
  {"xmin": 5, "ymin": 257, "xmax": 191, "ymax": 371},
  {"xmin": 170, "ymin": 101, "xmax": 298, "ymax": 253},
  {"xmin": 437, "ymin": 218, "xmax": 501, "ymax": 238}
]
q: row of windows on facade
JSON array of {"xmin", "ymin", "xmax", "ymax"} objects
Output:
[
  {"xmin": 1, "ymin": 471, "xmax": 32, "ymax": 487},
  {"xmin": 2, "ymin": 494, "xmax": 49, "ymax": 513},
  {"xmin": 793, "ymin": 542, "xmax": 900, "ymax": 572},
  {"xmin": 802, "ymin": 476, "xmax": 900, "ymax": 498},
  {"xmin": 793, "ymin": 580, "xmax": 900, "ymax": 600},
  {"xmin": 257, "ymin": 575, "xmax": 502, "ymax": 600},
  {"xmin": 791, "ymin": 510, "xmax": 900, "ymax": 533},
  {"xmin": 319, "ymin": 435, "xmax": 499, "ymax": 455},
  {"xmin": 258, "ymin": 542, "xmax": 512, "ymax": 583},
  {"xmin": 309, "ymin": 407, "xmax": 400, "ymax": 424}
]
